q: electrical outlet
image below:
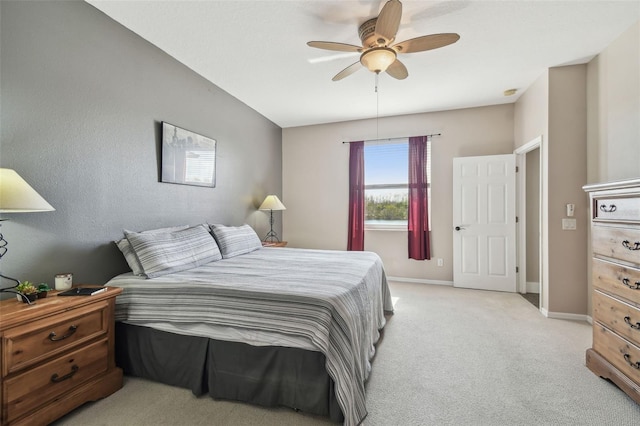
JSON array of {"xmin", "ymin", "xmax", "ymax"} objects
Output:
[
  {"xmin": 562, "ymin": 218, "xmax": 577, "ymax": 230},
  {"xmin": 437, "ymin": 258, "xmax": 443, "ymax": 267}
]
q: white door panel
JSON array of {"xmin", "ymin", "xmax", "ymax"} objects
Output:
[
  {"xmin": 453, "ymin": 154, "xmax": 516, "ymax": 292},
  {"xmin": 461, "ymin": 235, "xmax": 479, "ymax": 274}
]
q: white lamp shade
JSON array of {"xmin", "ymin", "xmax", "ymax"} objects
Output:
[
  {"xmin": 0, "ymin": 168, "xmax": 55, "ymax": 213},
  {"xmin": 360, "ymin": 47, "xmax": 397, "ymax": 73},
  {"xmin": 259, "ymin": 195, "xmax": 286, "ymax": 211}
]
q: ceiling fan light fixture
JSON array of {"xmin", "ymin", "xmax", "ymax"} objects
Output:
[
  {"xmin": 360, "ymin": 47, "xmax": 397, "ymax": 73},
  {"xmin": 308, "ymin": 0, "xmax": 459, "ymax": 81}
]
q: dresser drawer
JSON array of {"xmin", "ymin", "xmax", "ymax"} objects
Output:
[
  {"xmin": 3, "ymin": 338, "xmax": 109, "ymax": 423},
  {"xmin": 593, "ymin": 258, "xmax": 640, "ymax": 305},
  {"xmin": 2, "ymin": 301, "xmax": 109, "ymax": 376},
  {"xmin": 593, "ymin": 324, "xmax": 640, "ymax": 386},
  {"xmin": 594, "ymin": 196, "xmax": 640, "ymax": 223},
  {"xmin": 593, "ymin": 290, "xmax": 640, "ymax": 346},
  {"xmin": 593, "ymin": 226, "xmax": 640, "ymax": 265}
]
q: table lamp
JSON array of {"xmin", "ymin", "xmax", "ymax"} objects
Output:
[
  {"xmin": 0, "ymin": 168, "xmax": 55, "ymax": 303},
  {"xmin": 259, "ymin": 195, "xmax": 286, "ymax": 242}
]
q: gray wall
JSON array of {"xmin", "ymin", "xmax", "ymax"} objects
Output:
[{"xmin": 0, "ymin": 1, "xmax": 282, "ymax": 288}]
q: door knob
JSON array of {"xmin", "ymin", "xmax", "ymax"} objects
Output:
[{"xmin": 455, "ymin": 226, "xmax": 465, "ymax": 231}]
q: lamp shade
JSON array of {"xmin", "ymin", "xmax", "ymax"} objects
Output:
[
  {"xmin": 0, "ymin": 168, "xmax": 55, "ymax": 213},
  {"xmin": 360, "ymin": 47, "xmax": 397, "ymax": 73},
  {"xmin": 259, "ymin": 195, "xmax": 286, "ymax": 211}
]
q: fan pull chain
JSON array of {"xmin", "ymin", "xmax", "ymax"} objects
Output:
[{"xmin": 375, "ymin": 73, "xmax": 380, "ymax": 139}]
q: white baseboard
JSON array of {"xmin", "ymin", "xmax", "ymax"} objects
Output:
[
  {"xmin": 526, "ymin": 281, "xmax": 540, "ymax": 293},
  {"xmin": 387, "ymin": 276, "xmax": 454, "ymax": 286},
  {"xmin": 540, "ymin": 308, "xmax": 590, "ymax": 322}
]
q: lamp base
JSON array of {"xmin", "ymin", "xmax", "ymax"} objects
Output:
[
  {"xmin": 0, "ymin": 219, "xmax": 8, "ymax": 259},
  {"xmin": 0, "ymin": 221, "xmax": 29, "ymax": 303},
  {"xmin": 262, "ymin": 209, "xmax": 281, "ymax": 243},
  {"xmin": 262, "ymin": 230, "xmax": 281, "ymax": 243}
]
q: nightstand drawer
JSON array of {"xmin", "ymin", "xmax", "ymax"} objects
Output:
[
  {"xmin": 3, "ymin": 338, "xmax": 109, "ymax": 423},
  {"xmin": 593, "ymin": 258, "xmax": 640, "ymax": 305},
  {"xmin": 592, "ymin": 226, "xmax": 640, "ymax": 265},
  {"xmin": 2, "ymin": 301, "xmax": 109, "ymax": 376},
  {"xmin": 593, "ymin": 291, "xmax": 640, "ymax": 346}
]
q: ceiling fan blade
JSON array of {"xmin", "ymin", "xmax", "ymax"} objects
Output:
[
  {"xmin": 332, "ymin": 61, "xmax": 362, "ymax": 81},
  {"xmin": 375, "ymin": 0, "xmax": 402, "ymax": 43},
  {"xmin": 307, "ymin": 41, "xmax": 362, "ymax": 52},
  {"xmin": 308, "ymin": 52, "xmax": 360, "ymax": 64},
  {"xmin": 386, "ymin": 59, "xmax": 408, "ymax": 80},
  {"xmin": 392, "ymin": 33, "xmax": 460, "ymax": 54}
]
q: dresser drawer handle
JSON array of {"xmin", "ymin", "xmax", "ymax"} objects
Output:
[
  {"xmin": 623, "ymin": 316, "xmax": 640, "ymax": 330},
  {"xmin": 623, "ymin": 354, "xmax": 640, "ymax": 369},
  {"xmin": 622, "ymin": 240, "xmax": 640, "ymax": 251},
  {"xmin": 49, "ymin": 325, "xmax": 78, "ymax": 341},
  {"xmin": 599, "ymin": 204, "xmax": 617, "ymax": 213},
  {"xmin": 50, "ymin": 364, "xmax": 79, "ymax": 383},
  {"xmin": 622, "ymin": 278, "xmax": 640, "ymax": 290}
]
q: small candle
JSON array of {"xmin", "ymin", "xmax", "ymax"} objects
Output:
[{"xmin": 55, "ymin": 273, "xmax": 73, "ymax": 291}]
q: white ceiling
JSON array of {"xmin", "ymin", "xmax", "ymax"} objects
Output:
[{"xmin": 86, "ymin": 0, "xmax": 639, "ymax": 129}]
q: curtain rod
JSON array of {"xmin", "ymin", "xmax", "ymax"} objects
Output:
[{"xmin": 341, "ymin": 133, "xmax": 441, "ymax": 144}]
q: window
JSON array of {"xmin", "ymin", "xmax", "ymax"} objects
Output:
[{"xmin": 364, "ymin": 138, "xmax": 431, "ymax": 230}]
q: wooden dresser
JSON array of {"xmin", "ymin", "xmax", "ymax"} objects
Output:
[
  {"xmin": 584, "ymin": 179, "xmax": 640, "ymax": 404},
  {"xmin": 0, "ymin": 286, "xmax": 123, "ymax": 425}
]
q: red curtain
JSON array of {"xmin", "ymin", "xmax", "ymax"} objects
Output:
[
  {"xmin": 408, "ymin": 136, "xmax": 431, "ymax": 260},
  {"xmin": 347, "ymin": 141, "xmax": 365, "ymax": 251}
]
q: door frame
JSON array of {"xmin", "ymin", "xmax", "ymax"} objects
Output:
[{"xmin": 514, "ymin": 136, "xmax": 543, "ymax": 307}]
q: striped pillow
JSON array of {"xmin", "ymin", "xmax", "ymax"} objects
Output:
[
  {"xmin": 209, "ymin": 224, "xmax": 262, "ymax": 259},
  {"xmin": 115, "ymin": 225, "xmax": 190, "ymax": 275},
  {"xmin": 125, "ymin": 224, "xmax": 222, "ymax": 278}
]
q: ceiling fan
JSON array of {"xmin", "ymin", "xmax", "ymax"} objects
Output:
[{"xmin": 307, "ymin": 0, "xmax": 460, "ymax": 81}]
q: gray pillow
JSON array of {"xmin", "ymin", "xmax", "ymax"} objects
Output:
[
  {"xmin": 115, "ymin": 225, "xmax": 190, "ymax": 275},
  {"xmin": 209, "ymin": 224, "xmax": 262, "ymax": 259},
  {"xmin": 125, "ymin": 224, "xmax": 222, "ymax": 278}
]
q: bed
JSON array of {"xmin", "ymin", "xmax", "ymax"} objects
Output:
[{"xmin": 107, "ymin": 224, "xmax": 393, "ymax": 426}]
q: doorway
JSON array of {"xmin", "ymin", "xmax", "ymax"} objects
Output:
[{"xmin": 515, "ymin": 136, "xmax": 542, "ymax": 310}]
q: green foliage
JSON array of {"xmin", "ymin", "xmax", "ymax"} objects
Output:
[
  {"xmin": 16, "ymin": 281, "xmax": 38, "ymax": 295},
  {"xmin": 365, "ymin": 196, "xmax": 408, "ymax": 220},
  {"xmin": 37, "ymin": 283, "xmax": 51, "ymax": 292}
]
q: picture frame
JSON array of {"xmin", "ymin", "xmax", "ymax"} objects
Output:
[{"xmin": 161, "ymin": 122, "xmax": 217, "ymax": 188}]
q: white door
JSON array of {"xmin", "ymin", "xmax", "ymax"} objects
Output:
[{"xmin": 453, "ymin": 154, "xmax": 517, "ymax": 292}]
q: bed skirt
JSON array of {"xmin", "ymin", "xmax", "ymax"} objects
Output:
[{"xmin": 115, "ymin": 323, "xmax": 344, "ymax": 423}]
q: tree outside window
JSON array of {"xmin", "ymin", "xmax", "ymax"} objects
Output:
[{"xmin": 364, "ymin": 139, "xmax": 431, "ymax": 230}]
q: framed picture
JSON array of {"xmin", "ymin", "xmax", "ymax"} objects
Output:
[{"xmin": 161, "ymin": 122, "xmax": 216, "ymax": 188}]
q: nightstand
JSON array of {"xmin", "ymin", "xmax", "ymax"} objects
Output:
[
  {"xmin": 0, "ymin": 286, "xmax": 123, "ymax": 425},
  {"xmin": 262, "ymin": 241, "xmax": 288, "ymax": 247}
]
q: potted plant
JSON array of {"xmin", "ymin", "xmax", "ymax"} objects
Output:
[
  {"xmin": 15, "ymin": 281, "xmax": 38, "ymax": 303},
  {"xmin": 37, "ymin": 283, "xmax": 51, "ymax": 298}
]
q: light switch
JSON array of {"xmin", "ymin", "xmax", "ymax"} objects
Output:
[
  {"xmin": 566, "ymin": 203, "xmax": 575, "ymax": 217},
  {"xmin": 562, "ymin": 218, "xmax": 577, "ymax": 230}
]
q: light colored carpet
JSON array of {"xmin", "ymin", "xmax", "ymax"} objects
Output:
[{"xmin": 53, "ymin": 282, "xmax": 640, "ymax": 425}]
